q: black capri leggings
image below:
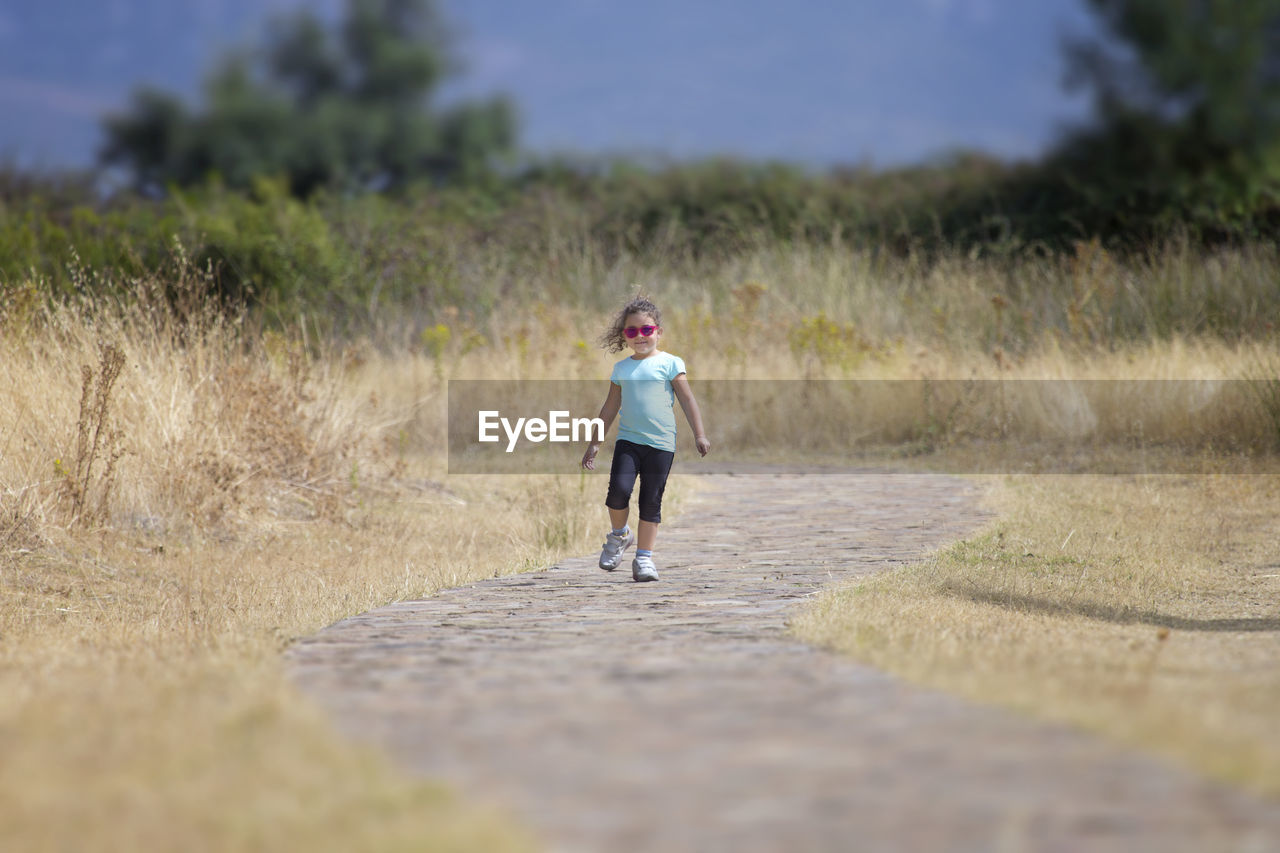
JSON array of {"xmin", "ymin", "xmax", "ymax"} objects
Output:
[{"xmin": 605, "ymin": 439, "xmax": 675, "ymax": 524}]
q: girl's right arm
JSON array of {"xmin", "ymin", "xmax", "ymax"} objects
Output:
[{"xmin": 581, "ymin": 382, "xmax": 622, "ymax": 470}]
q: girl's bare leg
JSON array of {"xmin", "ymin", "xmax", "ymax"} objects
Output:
[
  {"xmin": 609, "ymin": 507, "xmax": 629, "ymax": 532},
  {"xmin": 637, "ymin": 520, "xmax": 658, "ymax": 551}
]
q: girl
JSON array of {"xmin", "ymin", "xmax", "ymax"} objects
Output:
[{"xmin": 581, "ymin": 296, "xmax": 710, "ymax": 582}]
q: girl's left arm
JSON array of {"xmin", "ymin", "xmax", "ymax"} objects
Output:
[{"xmin": 672, "ymin": 374, "xmax": 710, "ymax": 457}]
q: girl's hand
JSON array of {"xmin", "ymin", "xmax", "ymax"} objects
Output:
[
  {"xmin": 695, "ymin": 435, "xmax": 711, "ymax": 457},
  {"xmin": 581, "ymin": 445, "xmax": 599, "ymax": 470}
]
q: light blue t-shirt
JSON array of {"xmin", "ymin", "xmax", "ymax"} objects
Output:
[{"xmin": 610, "ymin": 351, "xmax": 687, "ymax": 452}]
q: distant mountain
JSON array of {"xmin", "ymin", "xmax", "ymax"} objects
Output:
[
  {"xmin": 0, "ymin": 0, "xmax": 336, "ymax": 168},
  {"xmin": 0, "ymin": 0, "xmax": 1100, "ymax": 174}
]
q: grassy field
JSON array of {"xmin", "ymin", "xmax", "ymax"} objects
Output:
[
  {"xmin": 3, "ymin": 242, "xmax": 1279, "ymax": 849},
  {"xmin": 793, "ymin": 466, "xmax": 1280, "ymax": 798},
  {"xmin": 0, "ymin": 288, "xmax": 609, "ymax": 851}
]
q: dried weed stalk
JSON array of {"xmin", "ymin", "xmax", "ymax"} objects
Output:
[{"xmin": 64, "ymin": 343, "xmax": 127, "ymax": 526}]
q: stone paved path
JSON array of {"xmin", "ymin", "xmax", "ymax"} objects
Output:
[{"xmin": 287, "ymin": 472, "xmax": 1280, "ymax": 852}]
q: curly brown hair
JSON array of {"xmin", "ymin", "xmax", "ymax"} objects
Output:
[{"xmin": 597, "ymin": 295, "xmax": 663, "ymax": 353}]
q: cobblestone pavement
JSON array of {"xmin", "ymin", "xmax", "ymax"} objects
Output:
[{"xmin": 287, "ymin": 472, "xmax": 1280, "ymax": 852}]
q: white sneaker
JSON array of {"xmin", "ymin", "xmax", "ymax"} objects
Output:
[
  {"xmin": 631, "ymin": 554, "xmax": 659, "ymax": 582},
  {"xmin": 598, "ymin": 529, "xmax": 635, "ymax": 571}
]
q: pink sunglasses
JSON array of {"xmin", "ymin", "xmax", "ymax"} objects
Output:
[{"xmin": 623, "ymin": 325, "xmax": 658, "ymax": 338}]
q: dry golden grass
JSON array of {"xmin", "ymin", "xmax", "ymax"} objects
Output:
[
  {"xmin": 793, "ymin": 467, "xmax": 1280, "ymax": 797},
  {"xmin": 0, "ymin": 290, "xmax": 610, "ymax": 851},
  {"xmin": 4, "ymin": 256, "xmax": 1280, "ymax": 850}
]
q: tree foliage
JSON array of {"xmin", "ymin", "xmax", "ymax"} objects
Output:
[
  {"xmin": 1039, "ymin": 0, "xmax": 1280, "ymax": 241},
  {"xmin": 100, "ymin": 0, "xmax": 516, "ymax": 196},
  {"xmin": 1068, "ymin": 0, "xmax": 1280, "ymax": 161}
]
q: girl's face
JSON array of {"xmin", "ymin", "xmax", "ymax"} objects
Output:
[{"xmin": 622, "ymin": 312, "xmax": 661, "ymax": 358}]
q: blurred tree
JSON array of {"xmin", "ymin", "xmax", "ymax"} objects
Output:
[
  {"xmin": 1067, "ymin": 0, "xmax": 1280, "ymax": 162},
  {"xmin": 1047, "ymin": 0, "xmax": 1280, "ymax": 239},
  {"xmin": 100, "ymin": 0, "xmax": 516, "ymax": 195}
]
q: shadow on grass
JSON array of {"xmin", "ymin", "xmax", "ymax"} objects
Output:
[{"xmin": 942, "ymin": 583, "xmax": 1280, "ymax": 633}]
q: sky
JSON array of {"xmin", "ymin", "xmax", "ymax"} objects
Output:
[{"xmin": 0, "ymin": 0, "xmax": 1106, "ymax": 172}]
